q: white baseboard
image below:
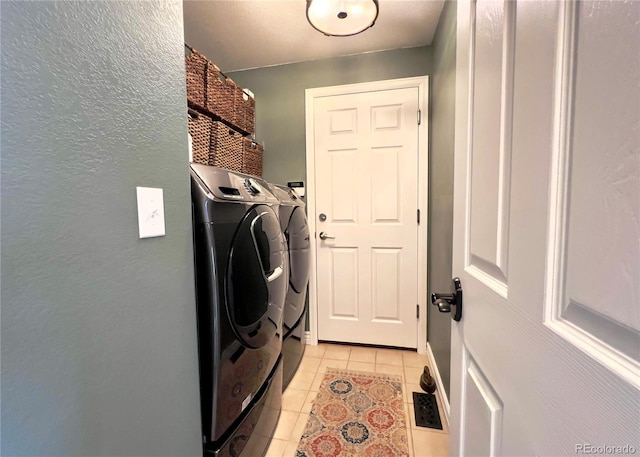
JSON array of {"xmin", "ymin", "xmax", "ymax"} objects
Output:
[
  {"xmin": 426, "ymin": 342, "xmax": 450, "ymax": 425},
  {"xmin": 303, "ymin": 331, "xmax": 312, "ymax": 344}
]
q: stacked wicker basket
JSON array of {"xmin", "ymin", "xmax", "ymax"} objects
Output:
[{"xmin": 186, "ymin": 47, "xmax": 263, "ymax": 177}]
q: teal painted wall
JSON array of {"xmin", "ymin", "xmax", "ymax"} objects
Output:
[
  {"xmin": 427, "ymin": 0, "xmax": 457, "ymax": 397},
  {"xmin": 1, "ymin": 2, "xmax": 202, "ymax": 455}
]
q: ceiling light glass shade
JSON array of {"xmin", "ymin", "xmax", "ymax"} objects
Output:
[{"xmin": 306, "ymin": 0, "xmax": 379, "ymax": 37}]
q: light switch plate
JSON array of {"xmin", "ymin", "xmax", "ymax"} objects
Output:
[{"xmin": 136, "ymin": 187, "xmax": 165, "ymax": 238}]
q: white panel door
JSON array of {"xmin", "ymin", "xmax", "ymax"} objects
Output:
[
  {"xmin": 314, "ymin": 87, "xmax": 419, "ymax": 348},
  {"xmin": 450, "ymin": 1, "xmax": 640, "ymax": 456}
]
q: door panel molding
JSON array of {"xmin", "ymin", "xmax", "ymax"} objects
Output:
[
  {"xmin": 463, "ymin": 0, "xmax": 516, "ymax": 299},
  {"xmin": 371, "ymin": 104, "xmax": 403, "ymax": 131},
  {"xmin": 305, "ymin": 76, "xmax": 429, "ymax": 353},
  {"xmin": 328, "ymin": 108, "xmax": 358, "ymax": 134},
  {"xmin": 330, "ymin": 247, "xmax": 359, "ymax": 319},
  {"xmin": 543, "ymin": 0, "xmax": 640, "ymax": 389},
  {"xmin": 370, "ymin": 146, "xmax": 402, "ymax": 224},
  {"xmin": 371, "ymin": 247, "xmax": 402, "ymax": 321},
  {"xmin": 460, "ymin": 349, "xmax": 503, "ymax": 457},
  {"xmin": 328, "ymin": 149, "xmax": 359, "ymax": 223}
]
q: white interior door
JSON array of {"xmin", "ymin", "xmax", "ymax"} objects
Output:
[
  {"xmin": 450, "ymin": 1, "xmax": 640, "ymax": 455},
  {"xmin": 312, "ymin": 86, "xmax": 420, "ymax": 348}
]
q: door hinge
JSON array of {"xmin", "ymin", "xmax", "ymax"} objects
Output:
[
  {"xmin": 418, "ymin": 109, "xmax": 422, "ymax": 125},
  {"xmin": 417, "ymin": 209, "xmax": 421, "ymax": 224},
  {"xmin": 416, "ymin": 304, "xmax": 420, "ymax": 319}
]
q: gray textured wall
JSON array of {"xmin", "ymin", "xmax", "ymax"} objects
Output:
[
  {"xmin": 427, "ymin": 0, "xmax": 457, "ymax": 397},
  {"xmin": 1, "ymin": 2, "xmax": 202, "ymax": 456},
  {"xmin": 227, "ymin": 46, "xmax": 433, "ymax": 185}
]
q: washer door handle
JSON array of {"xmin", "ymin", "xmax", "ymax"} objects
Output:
[
  {"xmin": 266, "ymin": 266, "xmax": 283, "ymax": 282},
  {"xmin": 319, "ymin": 231, "xmax": 335, "ymax": 240}
]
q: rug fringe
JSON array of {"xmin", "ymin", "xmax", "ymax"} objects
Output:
[{"xmin": 324, "ymin": 367, "xmax": 403, "ymax": 383}]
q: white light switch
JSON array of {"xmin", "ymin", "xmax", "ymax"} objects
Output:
[{"xmin": 136, "ymin": 187, "xmax": 165, "ymax": 238}]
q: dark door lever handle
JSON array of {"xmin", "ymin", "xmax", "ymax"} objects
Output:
[{"xmin": 430, "ymin": 277, "xmax": 463, "ymax": 321}]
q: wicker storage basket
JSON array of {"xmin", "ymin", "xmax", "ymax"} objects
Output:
[
  {"xmin": 186, "ymin": 49, "xmax": 255, "ymax": 134},
  {"xmin": 185, "ymin": 49, "xmax": 207, "ymax": 110},
  {"xmin": 242, "ymin": 138, "xmax": 263, "ymax": 177},
  {"xmin": 244, "ymin": 94, "xmax": 256, "ymax": 134},
  {"xmin": 233, "ymin": 86, "xmax": 256, "ymax": 135},
  {"xmin": 188, "ymin": 111, "xmax": 213, "ymax": 165},
  {"xmin": 210, "ymin": 121, "xmax": 243, "ymax": 172},
  {"xmin": 188, "ymin": 111, "xmax": 243, "ymax": 171},
  {"xmin": 206, "ymin": 64, "xmax": 235, "ymax": 123}
]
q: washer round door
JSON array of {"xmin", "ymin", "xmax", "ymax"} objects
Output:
[{"xmin": 226, "ymin": 205, "xmax": 287, "ymax": 348}]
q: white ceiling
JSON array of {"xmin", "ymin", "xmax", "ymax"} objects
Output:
[{"xmin": 183, "ymin": 0, "xmax": 445, "ymax": 72}]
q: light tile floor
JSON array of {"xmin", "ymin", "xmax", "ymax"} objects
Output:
[{"xmin": 265, "ymin": 343, "xmax": 449, "ymax": 457}]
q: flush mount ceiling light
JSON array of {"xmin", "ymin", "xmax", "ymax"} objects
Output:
[{"xmin": 306, "ymin": 0, "xmax": 379, "ymax": 37}]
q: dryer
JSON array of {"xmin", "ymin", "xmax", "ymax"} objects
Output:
[
  {"xmin": 191, "ymin": 164, "xmax": 287, "ymax": 457},
  {"xmin": 269, "ymin": 184, "xmax": 310, "ymax": 389}
]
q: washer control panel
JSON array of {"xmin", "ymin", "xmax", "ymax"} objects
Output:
[{"xmin": 190, "ymin": 163, "xmax": 278, "ymax": 203}]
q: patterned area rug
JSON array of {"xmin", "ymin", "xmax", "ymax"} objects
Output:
[{"xmin": 296, "ymin": 368, "xmax": 409, "ymax": 457}]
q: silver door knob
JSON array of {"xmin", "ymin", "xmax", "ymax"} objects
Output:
[{"xmin": 319, "ymin": 231, "xmax": 335, "ymax": 240}]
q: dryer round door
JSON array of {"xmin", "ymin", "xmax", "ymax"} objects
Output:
[
  {"xmin": 283, "ymin": 206, "xmax": 311, "ymax": 330},
  {"xmin": 226, "ymin": 205, "xmax": 287, "ymax": 348},
  {"xmin": 287, "ymin": 207, "xmax": 310, "ymax": 294}
]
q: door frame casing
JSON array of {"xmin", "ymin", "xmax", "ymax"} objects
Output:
[{"xmin": 305, "ymin": 76, "xmax": 430, "ymax": 354}]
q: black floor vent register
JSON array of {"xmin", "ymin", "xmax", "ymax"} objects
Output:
[{"xmin": 412, "ymin": 392, "xmax": 443, "ymax": 430}]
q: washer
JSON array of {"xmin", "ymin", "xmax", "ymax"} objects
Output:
[
  {"xmin": 190, "ymin": 164, "xmax": 287, "ymax": 457},
  {"xmin": 269, "ymin": 184, "xmax": 310, "ymax": 389}
]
